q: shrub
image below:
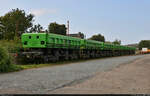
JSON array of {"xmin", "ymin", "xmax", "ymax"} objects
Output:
[
  {"xmin": 0, "ymin": 40, "xmax": 24, "ymax": 64},
  {"xmin": 0, "ymin": 40, "xmax": 22, "ymax": 53},
  {"xmin": 0, "ymin": 45, "xmax": 22, "ymax": 72}
]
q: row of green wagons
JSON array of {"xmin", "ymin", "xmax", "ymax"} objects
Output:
[{"xmin": 22, "ymin": 33, "xmax": 136, "ymax": 51}]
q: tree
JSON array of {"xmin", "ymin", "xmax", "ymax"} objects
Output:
[
  {"xmin": 112, "ymin": 39, "xmax": 121, "ymax": 45},
  {"xmin": 29, "ymin": 24, "xmax": 43, "ymax": 33},
  {"xmin": 78, "ymin": 32, "xmax": 85, "ymax": 39},
  {"xmin": 138, "ymin": 40, "xmax": 150, "ymax": 50},
  {"xmin": 48, "ymin": 22, "xmax": 67, "ymax": 35},
  {"xmin": 0, "ymin": 8, "xmax": 34, "ymax": 40},
  {"xmin": 105, "ymin": 41, "xmax": 112, "ymax": 44},
  {"xmin": 89, "ymin": 34, "xmax": 105, "ymax": 42}
]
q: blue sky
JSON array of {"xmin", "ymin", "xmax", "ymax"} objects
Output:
[{"xmin": 0, "ymin": 0, "xmax": 150, "ymax": 45}]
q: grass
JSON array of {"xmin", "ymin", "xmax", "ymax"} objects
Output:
[
  {"xmin": 3, "ymin": 53, "xmax": 140, "ymax": 73},
  {"xmin": 19, "ymin": 59, "xmax": 91, "ymax": 70},
  {"xmin": 1, "ymin": 54, "xmax": 139, "ymax": 72},
  {"xmin": 7, "ymin": 53, "xmax": 142, "ymax": 72},
  {"xmin": 19, "ymin": 57, "xmax": 109, "ymax": 70},
  {"xmin": 6, "ymin": 64, "xmax": 23, "ymax": 72},
  {"xmin": 20, "ymin": 64, "xmax": 53, "ymax": 69}
]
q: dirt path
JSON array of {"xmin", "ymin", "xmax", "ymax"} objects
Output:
[{"xmin": 49, "ymin": 54, "xmax": 150, "ymax": 94}]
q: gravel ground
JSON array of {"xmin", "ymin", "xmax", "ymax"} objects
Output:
[
  {"xmin": 49, "ymin": 54, "xmax": 150, "ymax": 94},
  {"xmin": 0, "ymin": 55, "xmax": 144, "ymax": 94}
]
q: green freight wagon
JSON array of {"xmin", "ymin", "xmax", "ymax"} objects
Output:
[{"xmin": 21, "ymin": 32, "xmax": 136, "ymax": 63}]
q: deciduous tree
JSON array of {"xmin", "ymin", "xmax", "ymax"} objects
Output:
[
  {"xmin": 112, "ymin": 39, "xmax": 121, "ymax": 45},
  {"xmin": 48, "ymin": 22, "xmax": 67, "ymax": 35},
  {"xmin": 78, "ymin": 32, "xmax": 85, "ymax": 39},
  {"xmin": 89, "ymin": 34, "xmax": 105, "ymax": 42},
  {"xmin": 29, "ymin": 24, "xmax": 43, "ymax": 33},
  {"xmin": 138, "ymin": 40, "xmax": 150, "ymax": 50},
  {"xmin": 0, "ymin": 8, "xmax": 34, "ymax": 40}
]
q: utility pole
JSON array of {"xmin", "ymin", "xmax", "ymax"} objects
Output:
[{"xmin": 67, "ymin": 20, "xmax": 69, "ymax": 36}]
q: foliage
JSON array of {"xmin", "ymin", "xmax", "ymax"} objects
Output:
[
  {"xmin": 0, "ymin": 45, "xmax": 22, "ymax": 72},
  {"xmin": 138, "ymin": 40, "xmax": 150, "ymax": 50},
  {"xmin": 78, "ymin": 32, "xmax": 85, "ymax": 39},
  {"xmin": 89, "ymin": 34, "xmax": 105, "ymax": 42},
  {"xmin": 105, "ymin": 41, "xmax": 112, "ymax": 44},
  {"xmin": 28, "ymin": 24, "xmax": 43, "ymax": 33},
  {"xmin": 21, "ymin": 64, "xmax": 53, "ymax": 69},
  {"xmin": 112, "ymin": 39, "xmax": 121, "ymax": 45},
  {"xmin": 0, "ymin": 40, "xmax": 23, "ymax": 65},
  {"xmin": 0, "ymin": 8, "xmax": 34, "ymax": 40},
  {"xmin": 0, "ymin": 40, "xmax": 22, "ymax": 53},
  {"xmin": 48, "ymin": 22, "xmax": 67, "ymax": 35}
]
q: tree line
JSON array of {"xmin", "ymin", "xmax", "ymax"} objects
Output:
[
  {"xmin": 0, "ymin": 8, "xmax": 122, "ymax": 45},
  {"xmin": 0, "ymin": 8, "xmax": 67, "ymax": 40},
  {"xmin": 138, "ymin": 40, "xmax": 150, "ymax": 50}
]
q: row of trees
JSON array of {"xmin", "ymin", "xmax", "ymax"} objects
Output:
[
  {"xmin": 0, "ymin": 8, "xmax": 68, "ymax": 40},
  {"xmin": 3, "ymin": 8, "xmax": 150, "ymax": 48},
  {"xmin": 0, "ymin": 8, "xmax": 121, "ymax": 45},
  {"xmin": 88, "ymin": 34, "xmax": 121, "ymax": 45}
]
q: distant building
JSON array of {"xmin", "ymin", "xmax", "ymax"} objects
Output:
[
  {"xmin": 125, "ymin": 43, "xmax": 139, "ymax": 50},
  {"xmin": 105, "ymin": 41, "xmax": 112, "ymax": 44},
  {"xmin": 68, "ymin": 32, "xmax": 84, "ymax": 39},
  {"xmin": 40, "ymin": 31, "xmax": 45, "ymax": 33},
  {"xmin": 126, "ymin": 43, "xmax": 138, "ymax": 48}
]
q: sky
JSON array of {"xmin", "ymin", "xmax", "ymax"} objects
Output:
[{"xmin": 0, "ymin": 0, "xmax": 150, "ymax": 45}]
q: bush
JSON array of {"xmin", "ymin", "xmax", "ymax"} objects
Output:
[
  {"xmin": 0, "ymin": 40, "xmax": 24, "ymax": 64},
  {"xmin": 0, "ymin": 45, "xmax": 22, "ymax": 72},
  {"xmin": 0, "ymin": 40, "xmax": 22, "ymax": 53}
]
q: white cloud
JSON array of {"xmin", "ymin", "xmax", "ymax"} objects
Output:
[{"xmin": 30, "ymin": 9, "xmax": 57, "ymax": 16}]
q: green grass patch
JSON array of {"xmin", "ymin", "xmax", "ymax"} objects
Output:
[
  {"xmin": 4, "ymin": 64, "xmax": 23, "ymax": 73},
  {"xmin": 20, "ymin": 64, "xmax": 54, "ymax": 69},
  {"xmin": 19, "ymin": 59, "xmax": 99, "ymax": 70},
  {"xmin": 20, "ymin": 60, "xmax": 83, "ymax": 70}
]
